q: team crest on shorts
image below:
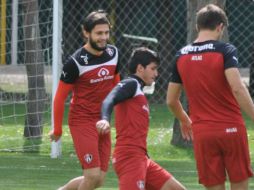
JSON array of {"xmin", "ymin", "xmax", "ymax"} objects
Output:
[
  {"xmin": 84, "ymin": 154, "xmax": 93, "ymax": 164},
  {"xmin": 137, "ymin": 180, "xmax": 145, "ymax": 190}
]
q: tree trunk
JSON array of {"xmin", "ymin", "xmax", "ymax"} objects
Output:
[
  {"xmin": 171, "ymin": 0, "xmax": 227, "ymax": 147},
  {"xmin": 23, "ymin": 0, "xmax": 46, "ymax": 138},
  {"xmin": 156, "ymin": 0, "xmax": 173, "ymax": 102}
]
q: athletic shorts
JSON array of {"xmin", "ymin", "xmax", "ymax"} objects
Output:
[
  {"xmin": 113, "ymin": 151, "xmax": 171, "ymax": 190},
  {"xmin": 69, "ymin": 120, "xmax": 111, "ymax": 172},
  {"xmin": 192, "ymin": 124, "xmax": 253, "ymax": 187}
]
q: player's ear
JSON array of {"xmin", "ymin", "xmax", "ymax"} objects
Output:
[
  {"xmin": 216, "ymin": 23, "xmax": 224, "ymax": 32},
  {"xmin": 196, "ymin": 24, "xmax": 199, "ymax": 32},
  {"xmin": 136, "ymin": 64, "xmax": 144, "ymax": 73},
  {"xmin": 82, "ymin": 29, "xmax": 89, "ymax": 39}
]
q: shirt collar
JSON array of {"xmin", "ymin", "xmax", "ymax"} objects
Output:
[{"xmin": 129, "ymin": 75, "xmax": 145, "ymax": 89}]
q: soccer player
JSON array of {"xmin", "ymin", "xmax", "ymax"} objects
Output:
[
  {"xmin": 49, "ymin": 10, "xmax": 120, "ymax": 190},
  {"xmin": 167, "ymin": 4, "xmax": 254, "ymax": 190},
  {"xmin": 96, "ymin": 47, "xmax": 187, "ymax": 190}
]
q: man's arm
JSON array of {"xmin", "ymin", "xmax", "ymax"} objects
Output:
[
  {"xmin": 96, "ymin": 79, "xmax": 137, "ymax": 134},
  {"xmin": 225, "ymin": 68, "xmax": 254, "ymax": 121},
  {"xmin": 49, "ymin": 81, "xmax": 73, "ymax": 141},
  {"xmin": 166, "ymin": 83, "xmax": 192, "ymax": 141}
]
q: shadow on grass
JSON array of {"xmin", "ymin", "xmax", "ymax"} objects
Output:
[{"xmin": 23, "ymin": 137, "xmax": 42, "ymax": 153}]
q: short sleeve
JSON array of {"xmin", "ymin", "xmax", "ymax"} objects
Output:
[
  {"xmin": 60, "ymin": 57, "xmax": 79, "ymax": 84},
  {"xmin": 170, "ymin": 53, "xmax": 182, "ymax": 83},
  {"xmin": 223, "ymin": 44, "xmax": 239, "ymax": 70}
]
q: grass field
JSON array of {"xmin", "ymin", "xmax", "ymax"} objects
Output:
[{"xmin": 0, "ymin": 104, "xmax": 254, "ymax": 190}]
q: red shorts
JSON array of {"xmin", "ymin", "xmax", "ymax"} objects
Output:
[
  {"xmin": 69, "ymin": 120, "xmax": 111, "ymax": 172},
  {"xmin": 193, "ymin": 123, "xmax": 253, "ymax": 187},
  {"xmin": 113, "ymin": 150, "xmax": 171, "ymax": 190}
]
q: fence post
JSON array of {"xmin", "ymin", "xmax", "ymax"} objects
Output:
[
  {"xmin": 11, "ymin": 0, "xmax": 18, "ymax": 65},
  {"xmin": 51, "ymin": 0, "xmax": 63, "ymax": 158}
]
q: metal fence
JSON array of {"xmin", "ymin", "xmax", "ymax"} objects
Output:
[
  {"xmin": 1, "ymin": 0, "xmax": 254, "ymax": 101},
  {"xmin": 0, "ymin": 0, "xmax": 254, "ymax": 150},
  {"xmin": 61, "ymin": 0, "xmax": 254, "ymax": 103}
]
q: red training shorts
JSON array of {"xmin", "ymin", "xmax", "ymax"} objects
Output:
[
  {"xmin": 69, "ymin": 120, "xmax": 111, "ymax": 172},
  {"xmin": 192, "ymin": 123, "xmax": 253, "ymax": 187},
  {"xmin": 113, "ymin": 150, "xmax": 171, "ymax": 190}
]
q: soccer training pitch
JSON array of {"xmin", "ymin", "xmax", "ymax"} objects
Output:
[{"xmin": 0, "ymin": 104, "xmax": 253, "ymax": 189}]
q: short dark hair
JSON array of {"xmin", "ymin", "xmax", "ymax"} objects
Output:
[
  {"xmin": 128, "ymin": 47, "xmax": 159, "ymax": 74},
  {"xmin": 196, "ymin": 4, "xmax": 228, "ymax": 31},
  {"xmin": 83, "ymin": 10, "xmax": 111, "ymax": 32}
]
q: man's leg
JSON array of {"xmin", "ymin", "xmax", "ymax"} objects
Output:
[
  {"xmin": 58, "ymin": 168, "xmax": 106, "ymax": 190},
  {"xmin": 62, "ymin": 120, "xmax": 110, "ymax": 190},
  {"xmin": 78, "ymin": 168, "xmax": 106, "ymax": 190},
  {"xmin": 230, "ymin": 179, "xmax": 249, "ymax": 190},
  {"xmin": 58, "ymin": 176, "xmax": 83, "ymax": 190},
  {"xmin": 160, "ymin": 177, "xmax": 186, "ymax": 190},
  {"xmin": 145, "ymin": 159, "xmax": 186, "ymax": 190},
  {"xmin": 205, "ymin": 184, "xmax": 225, "ymax": 190}
]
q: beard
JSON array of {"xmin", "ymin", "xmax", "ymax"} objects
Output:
[{"xmin": 89, "ymin": 38, "xmax": 107, "ymax": 51}]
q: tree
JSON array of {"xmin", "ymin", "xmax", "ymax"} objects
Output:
[
  {"xmin": 23, "ymin": 0, "xmax": 46, "ymax": 138},
  {"xmin": 171, "ymin": 0, "xmax": 228, "ymax": 147},
  {"xmin": 156, "ymin": 0, "xmax": 174, "ymax": 102}
]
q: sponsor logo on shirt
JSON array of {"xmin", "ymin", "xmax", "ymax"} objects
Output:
[
  {"xmin": 117, "ymin": 82, "xmax": 125, "ymax": 88},
  {"xmin": 98, "ymin": 68, "xmax": 109, "ymax": 77},
  {"xmin": 191, "ymin": 55, "xmax": 202, "ymax": 61},
  {"xmin": 90, "ymin": 68, "xmax": 114, "ymax": 83},
  {"xmin": 181, "ymin": 43, "xmax": 215, "ymax": 54},
  {"xmin": 225, "ymin": 127, "xmax": 237, "ymax": 133},
  {"xmin": 62, "ymin": 71, "xmax": 67, "ymax": 78},
  {"xmin": 84, "ymin": 154, "xmax": 93, "ymax": 164},
  {"xmin": 106, "ymin": 47, "xmax": 114, "ymax": 56},
  {"xmin": 232, "ymin": 56, "xmax": 238, "ymax": 63},
  {"xmin": 137, "ymin": 180, "xmax": 145, "ymax": 190},
  {"xmin": 81, "ymin": 54, "xmax": 88, "ymax": 64}
]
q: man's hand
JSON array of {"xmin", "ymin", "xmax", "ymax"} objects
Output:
[
  {"xmin": 96, "ymin": 120, "xmax": 110, "ymax": 134},
  {"xmin": 49, "ymin": 130, "xmax": 61, "ymax": 142},
  {"xmin": 180, "ymin": 118, "xmax": 193, "ymax": 141}
]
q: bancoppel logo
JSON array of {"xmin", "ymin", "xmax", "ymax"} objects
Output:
[
  {"xmin": 81, "ymin": 54, "xmax": 88, "ymax": 64},
  {"xmin": 137, "ymin": 180, "xmax": 145, "ymax": 190},
  {"xmin": 84, "ymin": 154, "xmax": 93, "ymax": 164},
  {"xmin": 106, "ymin": 48, "xmax": 114, "ymax": 56},
  {"xmin": 98, "ymin": 68, "xmax": 110, "ymax": 77},
  {"xmin": 90, "ymin": 68, "xmax": 114, "ymax": 83}
]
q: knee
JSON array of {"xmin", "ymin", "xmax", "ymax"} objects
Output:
[
  {"xmin": 95, "ymin": 177, "xmax": 105, "ymax": 188},
  {"xmin": 161, "ymin": 178, "xmax": 187, "ymax": 190},
  {"xmin": 85, "ymin": 173, "xmax": 103, "ymax": 187}
]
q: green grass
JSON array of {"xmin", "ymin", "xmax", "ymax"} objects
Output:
[{"xmin": 0, "ymin": 104, "xmax": 254, "ymax": 189}]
